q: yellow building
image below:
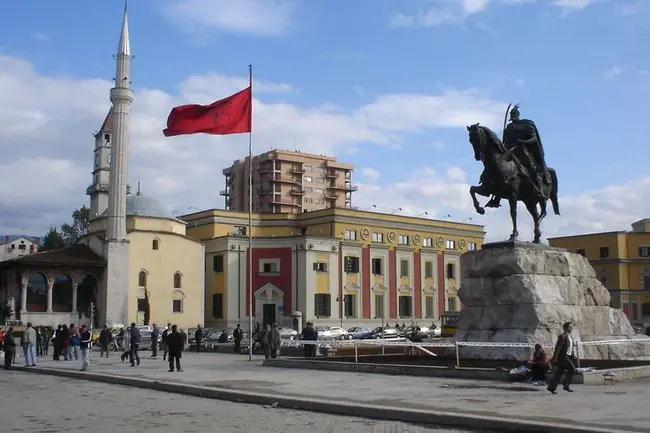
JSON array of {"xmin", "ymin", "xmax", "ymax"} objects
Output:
[
  {"xmin": 181, "ymin": 208, "xmax": 484, "ymax": 329},
  {"xmin": 548, "ymin": 218, "xmax": 650, "ymax": 321},
  {"xmin": 86, "ymin": 192, "xmax": 205, "ymax": 329}
]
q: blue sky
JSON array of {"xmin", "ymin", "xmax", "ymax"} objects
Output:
[{"xmin": 1, "ymin": 0, "xmax": 649, "ymax": 241}]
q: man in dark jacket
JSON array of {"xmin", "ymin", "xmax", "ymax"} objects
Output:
[
  {"xmin": 99, "ymin": 325, "xmax": 112, "ymax": 358},
  {"xmin": 166, "ymin": 325, "xmax": 183, "ymax": 372},
  {"xmin": 161, "ymin": 324, "xmax": 171, "ymax": 361},
  {"xmin": 233, "ymin": 324, "xmax": 243, "ymax": 354},
  {"xmin": 79, "ymin": 325, "xmax": 92, "ymax": 371},
  {"xmin": 548, "ymin": 322, "xmax": 577, "ymax": 394},
  {"xmin": 129, "ymin": 323, "xmax": 141, "ymax": 367},
  {"xmin": 3, "ymin": 327, "xmax": 17, "ymax": 370},
  {"xmin": 150, "ymin": 323, "xmax": 159, "ymax": 358},
  {"xmin": 194, "ymin": 325, "xmax": 202, "ymax": 353}
]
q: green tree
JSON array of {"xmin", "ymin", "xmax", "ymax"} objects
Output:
[
  {"xmin": 40, "ymin": 227, "xmax": 66, "ymax": 252},
  {"xmin": 60, "ymin": 205, "xmax": 90, "ymax": 246}
]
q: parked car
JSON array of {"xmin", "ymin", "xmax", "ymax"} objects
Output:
[
  {"xmin": 328, "ymin": 326, "xmax": 349, "ymax": 340},
  {"xmin": 279, "ymin": 327, "xmax": 298, "ymax": 340},
  {"xmin": 347, "ymin": 326, "xmax": 374, "ymax": 340},
  {"xmin": 370, "ymin": 327, "xmax": 400, "ymax": 339},
  {"xmin": 315, "ymin": 326, "xmax": 334, "ymax": 340},
  {"xmin": 400, "ymin": 326, "xmax": 430, "ymax": 342},
  {"xmin": 429, "ymin": 323, "xmax": 442, "ymax": 338}
]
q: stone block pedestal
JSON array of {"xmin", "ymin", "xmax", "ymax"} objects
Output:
[{"xmin": 455, "ymin": 241, "xmax": 650, "ymax": 360}]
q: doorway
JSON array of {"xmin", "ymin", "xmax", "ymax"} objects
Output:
[{"xmin": 263, "ymin": 303, "xmax": 276, "ymax": 327}]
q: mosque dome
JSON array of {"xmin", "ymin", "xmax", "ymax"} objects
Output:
[{"xmin": 126, "ymin": 194, "xmax": 172, "ymax": 219}]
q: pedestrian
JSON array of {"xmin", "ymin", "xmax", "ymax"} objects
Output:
[
  {"xmin": 41, "ymin": 327, "xmax": 50, "ymax": 356},
  {"xmin": 161, "ymin": 324, "xmax": 171, "ymax": 361},
  {"xmin": 53, "ymin": 325, "xmax": 62, "ymax": 360},
  {"xmin": 194, "ymin": 325, "xmax": 202, "ymax": 353},
  {"xmin": 233, "ymin": 324, "xmax": 243, "ymax": 354},
  {"xmin": 22, "ymin": 322, "xmax": 37, "ymax": 367},
  {"xmin": 0, "ymin": 327, "xmax": 5, "ymax": 353},
  {"xmin": 99, "ymin": 324, "xmax": 112, "ymax": 358},
  {"xmin": 166, "ymin": 325, "xmax": 183, "ymax": 372},
  {"xmin": 150, "ymin": 323, "xmax": 159, "ymax": 358},
  {"xmin": 3, "ymin": 327, "xmax": 16, "ymax": 370},
  {"xmin": 547, "ymin": 322, "xmax": 577, "ymax": 394},
  {"xmin": 263, "ymin": 323, "xmax": 281, "ymax": 359},
  {"xmin": 60, "ymin": 324, "xmax": 70, "ymax": 360},
  {"xmin": 120, "ymin": 327, "xmax": 131, "ymax": 362},
  {"xmin": 79, "ymin": 325, "xmax": 92, "ymax": 371},
  {"xmin": 68, "ymin": 324, "xmax": 80, "ymax": 361},
  {"xmin": 35, "ymin": 326, "xmax": 42, "ymax": 357},
  {"xmin": 129, "ymin": 323, "xmax": 141, "ymax": 367}
]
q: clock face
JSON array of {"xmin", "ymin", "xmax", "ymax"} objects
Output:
[{"xmin": 107, "ymin": 152, "xmax": 112, "ymax": 165}]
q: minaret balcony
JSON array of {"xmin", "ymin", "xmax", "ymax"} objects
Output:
[
  {"xmin": 86, "ymin": 183, "xmax": 110, "ymax": 194},
  {"xmin": 219, "ymin": 189, "xmax": 229, "ymax": 196}
]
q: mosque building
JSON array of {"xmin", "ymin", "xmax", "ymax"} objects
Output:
[{"xmin": 0, "ymin": 7, "xmax": 204, "ymax": 329}]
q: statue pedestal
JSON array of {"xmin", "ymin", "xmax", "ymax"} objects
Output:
[{"xmin": 456, "ymin": 241, "xmax": 650, "ymax": 360}]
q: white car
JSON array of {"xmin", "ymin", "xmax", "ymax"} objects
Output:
[
  {"xmin": 315, "ymin": 326, "xmax": 334, "ymax": 340},
  {"xmin": 328, "ymin": 326, "xmax": 349, "ymax": 340}
]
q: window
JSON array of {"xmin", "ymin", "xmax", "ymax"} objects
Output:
[
  {"xmin": 152, "ymin": 239, "xmax": 159, "ymax": 250},
  {"xmin": 260, "ymin": 260, "xmax": 280, "ymax": 273},
  {"xmin": 639, "ymin": 246, "xmax": 650, "ymax": 257},
  {"xmin": 446, "ymin": 239, "xmax": 456, "ymax": 250},
  {"xmin": 374, "ymin": 294, "xmax": 384, "ymax": 318},
  {"xmin": 304, "ymin": 165, "xmax": 313, "ymax": 172},
  {"xmin": 344, "ymin": 230, "xmax": 357, "ymax": 240},
  {"xmin": 446, "ymin": 263, "xmax": 456, "ymax": 279},
  {"xmin": 423, "ymin": 237, "xmax": 433, "ymax": 247},
  {"xmin": 468, "ymin": 242, "xmax": 477, "ymax": 251},
  {"xmin": 400, "ymin": 259, "xmax": 409, "ymax": 277},
  {"xmin": 344, "ymin": 256, "xmax": 360, "ymax": 273},
  {"xmin": 304, "ymin": 187, "xmax": 313, "ymax": 193},
  {"xmin": 304, "ymin": 197, "xmax": 313, "ymax": 204},
  {"xmin": 137, "ymin": 298, "xmax": 147, "ymax": 312},
  {"xmin": 213, "ymin": 255, "xmax": 224, "ymax": 272},
  {"xmin": 372, "ymin": 232, "xmax": 384, "ymax": 243},
  {"xmin": 138, "ymin": 271, "xmax": 147, "ymax": 287},
  {"xmin": 212, "ymin": 294, "xmax": 223, "ymax": 318},
  {"xmin": 173, "ymin": 272, "xmax": 182, "ymax": 289},
  {"xmin": 425, "ymin": 296, "xmax": 435, "ymax": 318},
  {"xmin": 399, "ymin": 295, "xmax": 412, "ymax": 317},
  {"xmin": 448, "ymin": 297, "xmax": 458, "ymax": 312},
  {"xmin": 644, "ymin": 276, "xmax": 650, "ymax": 290},
  {"xmin": 344, "ymin": 294, "xmax": 356, "ymax": 318},
  {"xmin": 18, "ymin": 244, "xmax": 26, "ymax": 250},
  {"xmin": 398, "ymin": 235, "xmax": 410, "ymax": 245},
  {"xmin": 576, "ymin": 248, "xmax": 586, "ymax": 257},
  {"xmin": 172, "ymin": 299, "xmax": 183, "ymax": 313},
  {"xmin": 315, "ymin": 188, "xmax": 324, "ymax": 193},
  {"xmin": 425, "ymin": 261, "xmax": 434, "ymax": 278},
  {"xmin": 304, "ymin": 176, "xmax": 313, "ymax": 182},
  {"xmin": 313, "ymin": 262, "xmax": 328, "ymax": 272},
  {"xmin": 314, "ymin": 294, "xmax": 331, "ymax": 317},
  {"xmin": 371, "ymin": 258, "xmax": 382, "ymax": 275},
  {"xmin": 599, "ymin": 247, "xmax": 609, "ymax": 259}
]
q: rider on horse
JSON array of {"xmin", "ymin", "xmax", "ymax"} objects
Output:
[{"xmin": 485, "ymin": 104, "xmax": 550, "ymax": 208}]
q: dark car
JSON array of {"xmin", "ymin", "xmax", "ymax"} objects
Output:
[
  {"xmin": 188, "ymin": 328, "xmax": 214, "ymax": 348},
  {"xmin": 347, "ymin": 326, "xmax": 374, "ymax": 340},
  {"xmin": 400, "ymin": 326, "xmax": 429, "ymax": 342}
]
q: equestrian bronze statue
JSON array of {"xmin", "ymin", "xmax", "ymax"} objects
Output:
[{"xmin": 467, "ymin": 104, "xmax": 560, "ymax": 243}]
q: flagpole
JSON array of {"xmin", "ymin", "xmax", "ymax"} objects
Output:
[{"xmin": 247, "ymin": 64, "xmax": 254, "ymax": 362}]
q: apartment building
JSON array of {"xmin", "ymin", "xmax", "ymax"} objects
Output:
[
  {"xmin": 0, "ymin": 236, "xmax": 39, "ymax": 262},
  {"xmin": 221, "ymin": 149, "xmax": 356, "ymax": 214}
]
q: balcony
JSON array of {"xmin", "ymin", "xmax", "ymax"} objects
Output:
[
  {"xmin": 291, "ymin": 188, "xmax": 305, "ymax": 195},
  {"xmin": 325, "ymin": 193, "xmax": 338, "ymax": 200},
  {"xmin": 330, "ymin": 183, "xmax": 358, "ymax": 192},
  {"xmin": 86, "ymin": 183, "xmax": 110, "ymax": 194},
  {"xmin": 291, "ymin": 166, "xmax": 305, "ymax": 174},
  {"xmin": 325, "ymin": 171, "xmax": 338, "ymax": 179},
  {"xmin": 219, "ymin": 189, "xmax": 229, "ymax": 196},
  {"xmin": 271, "ymin": 197, "xmax": 300, "ymax": 206},
  {"xmin": 269, "ymin": 174, "xmax": 300, "ymax": 185}
]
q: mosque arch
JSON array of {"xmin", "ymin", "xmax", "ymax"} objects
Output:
[
  {"xmin": 26, "ymin": 272, "xmax": 47, "ymax": 312},
  {"xmin": 52, "ymin": 273, "xmax": 73, "ymax": 312}
]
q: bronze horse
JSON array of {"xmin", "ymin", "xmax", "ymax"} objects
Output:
[{"xmin": 467, "ymin": 123, "xmax": 560, "ymax": 243}]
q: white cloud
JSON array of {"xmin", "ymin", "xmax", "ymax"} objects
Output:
[
  {"xmin": 361, "ymin": 168, "xmax": 380, "ymax": 181},
  {"xmin": 353, "ymin": 168, "xmax": 650, "ymax": 243},
  {"xmin": 33, "ymin": 32, "xmax": 49, "ymax": 43},
  {"xmin": 0, "ymin": 53, "xmax": 504, "ymax": 234},
  {"xmin": 604, "ymin": 65, "xmax": 626, "ymax": 79},
  {"xmin": 390, "ymin": 0, "xmax": 598, "ymax": 28},
  {"xmin": 160, "ymin": 0, "xmax": 295, "ymax": 36}
]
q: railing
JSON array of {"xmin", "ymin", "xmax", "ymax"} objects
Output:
[
  {"xmin": 291, "ymin": 188, "xmax": 305, "ymax": 195},
  {"xmin": 86, "ymin": 183, "xmax": 110, "ymax": 194},
  {"xmin": 219, "ymin": 189, "xmax": 229, "ymax": 196}
]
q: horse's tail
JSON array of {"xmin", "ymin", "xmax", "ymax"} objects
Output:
[{"xmin": 550, "ymin": 168, "xmax": 560, "ymax": 215}]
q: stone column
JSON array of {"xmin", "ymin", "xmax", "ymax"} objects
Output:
[
  {"xmin": 46, "ymin": 279, "xmax": 53, "ymax": 313},
  {"xmin": 72, "ymin": 281, "xmax": 78, "ymax": 314},
  {"xmin": 20, "ymin": 280, "xmax": 27, "ymax": 313}
]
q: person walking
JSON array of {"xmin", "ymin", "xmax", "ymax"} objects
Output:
[
  {"xmin": 150, "ymin": 324, "xmax": 159, "ymax": 358},
  {"xmin": 129, "ymin": 323, "xmax": 141, "ymax": 367},
  {"xmin": 548, "ymin": 322, "xmax": 577, "ymax": 394},
  {"xmin": 3, "ymin": 327, "xmax": 17, "ymax": 370},
  {"xmin": 166, "ymin": 325, "xmax": 183, "ymax": 372},
  {"xmin": 79, "ymin": 325, "xmax": 92, "ymax": 371},
  {"xmin": 99, "ymin": 325, "xmax": 112, "ymax": 358},
  {"xmin": 161, "ymin": 324, "xmax": 171, "ymax": 361},
  {"xmin": 194, "ymin": 325, "xmax": 202, "ymax": 354},
  {"xmin": 22, "ymin": 322, "xmax": 37, "ymax": 367},
  {"xmin": 120, "ymin": 327, "xmax": 131, "ymax": 362},
  {"xmin": 68, "ymin": 324, "xmax": 80, "ymax": 361},
  {"xmin": 233, "ymin": 324, "xmax": 243, "ymax": 354}
]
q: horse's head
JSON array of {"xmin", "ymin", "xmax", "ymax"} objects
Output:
[
  {"xmin": 466, "ymin": 123, "xmax": 505, "ymax": 162},
  {"xmin": 466, "ymin": 123, "xmax": 484, "ymax": 161}
]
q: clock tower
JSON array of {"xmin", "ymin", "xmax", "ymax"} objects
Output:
[{"xmin": 87, "ymin": 109, "xmax": 113, "ymax": 217}]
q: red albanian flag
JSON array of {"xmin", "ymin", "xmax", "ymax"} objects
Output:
[{"xmin": 163, "ymin": 87, "xmax": 252, "ymax": 137}]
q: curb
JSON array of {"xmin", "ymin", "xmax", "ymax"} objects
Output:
[{"xmin": 15, "ymin": 366, "xmax": 633, "ymax": 433}]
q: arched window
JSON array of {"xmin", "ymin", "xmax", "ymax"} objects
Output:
[
  {"xmin": 173, "ymin": 272, "xmax": 182, "ymax": 289},
  {"xmin": 139, "ymin": 271, "xmax": 147, "ymax": 287},
  {"xmin": 152, "ymin": 239, "xmax": 160, "ymax": 250}
]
